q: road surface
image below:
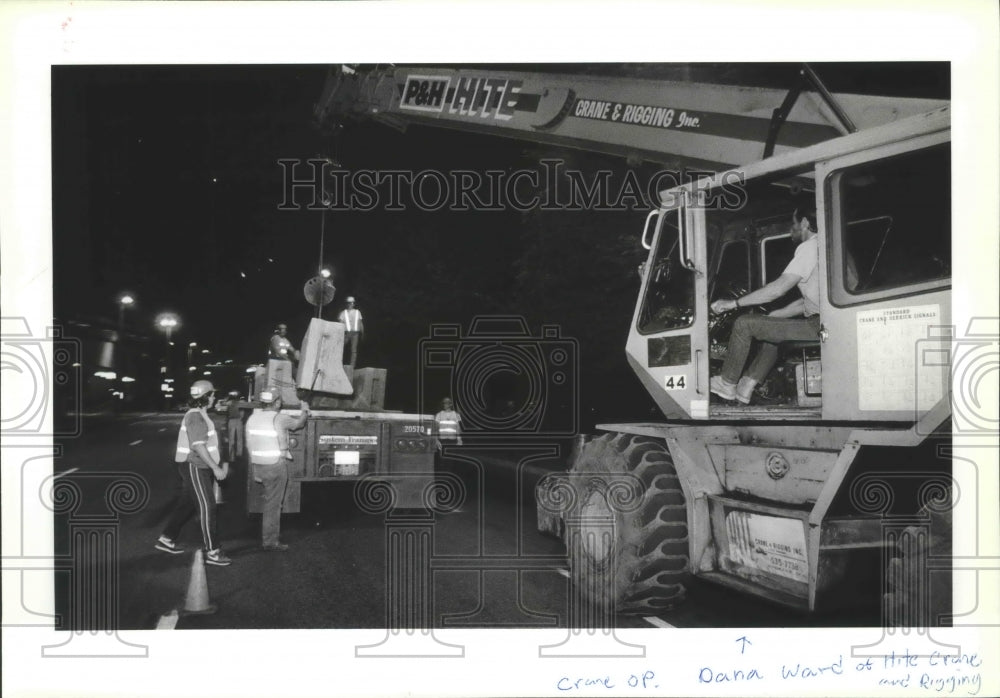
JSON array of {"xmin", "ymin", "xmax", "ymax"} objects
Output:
[{"xmin": 50, "ymin": 413, "xmax": 880, "ymax": 630}]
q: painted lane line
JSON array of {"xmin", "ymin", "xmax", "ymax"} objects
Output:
[
  {"xmin": 155, "ymin": 610, "xmax": 179, "ymax": 630},
  {"xmin": 643, "ymin": 616, "xmax": 676, "ymax": 629},
  {"xmin": 54, "ymin": 468, "xmax": 79, "ymax": 479},
  {"xmin": 129, "ymin": 440, "xmax": 143, "ymax": 446},
  {"xmin": 129, "ymin": 413, "xmax": 163, "ymax": 425}
]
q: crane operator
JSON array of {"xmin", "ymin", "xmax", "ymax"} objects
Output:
[{"xmin": 709, "ymin": 207, "xmax": 821, "ymax": 405}]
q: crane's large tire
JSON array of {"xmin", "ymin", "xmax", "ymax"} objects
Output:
[
  {"xmin": 883, "ymin": 505, "xmax": 953, "ymax": 627},
  {"xmin": 565, "ymin": 433, "xmax": 689, "ymax": 615}
]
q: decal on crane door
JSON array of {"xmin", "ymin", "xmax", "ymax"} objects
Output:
[{"xmin": 856, "ymin": 304, "xmax": 944, "ymax": 412}]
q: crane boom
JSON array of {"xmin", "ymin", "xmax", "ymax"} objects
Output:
[{"xmin": 315, "ymin": 64, "xmax": 946, "ymax": 170}]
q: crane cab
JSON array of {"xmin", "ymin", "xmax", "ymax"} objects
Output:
[{"xmin": 628, "ymin": 107, "xmax": 951, "ymax": 425}]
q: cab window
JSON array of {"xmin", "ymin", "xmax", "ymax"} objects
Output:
[
  {"xmin": 638, "ymin": 208, "xmax": 695, "ymax": 334},
  {"xmin": 831, "ymin": 143, "xmax": 950, "ymax": 303},
  {"xmin": 710, "ymin": 240, "xmax": 750, "ymax": 303}
]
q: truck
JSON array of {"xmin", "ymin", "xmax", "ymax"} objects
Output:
[
  {"xmin": 245, "ymin": 318, "xmax": 437, "ymax": 514},
  {"xmin": 314, "ymin": 64, "xmax": 954, "ymax": 623}
]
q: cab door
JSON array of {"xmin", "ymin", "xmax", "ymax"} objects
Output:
[
  {"xmin": 626, "ymin": 189, "xmax": 710, "ymax": 419},
  {"xmin": 816, "ymin": 133, "xmax": 951, "ymax": 422}
]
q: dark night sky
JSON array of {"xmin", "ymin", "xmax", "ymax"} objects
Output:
[
  {"xmin": 53, "ymin": 65, "xmax": 332, "ymax": 353},
  {"xmin": 52, "ymin": 65, "xmax": 542, "ymax": 352},
  {"xmin": 51, "ymin": 62, "xmax": 949, "ymax": 417}
]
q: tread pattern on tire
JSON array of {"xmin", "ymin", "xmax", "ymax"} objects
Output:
[{"xmin": 567, "ymin": 432, "xmax": 689, "ymax": 615}]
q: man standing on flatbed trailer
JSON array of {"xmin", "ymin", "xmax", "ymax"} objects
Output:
[
  {"xmin": 269, "ymin": 323, "xmax": 300, "ymax": 364},
  {"xmin": 337, "ymin": 296, "xmax": 364, "ymax": 367}
]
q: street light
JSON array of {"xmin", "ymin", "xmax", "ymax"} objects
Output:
[
  {"xmin": 156, "ymin": 313, "xmax": 180, "ymax": 409},
  {"xmin": 117, "ymin": 293, "xmax": 135, "ymax": 332},
  {"xmin": 113, "ymin": 294, "xmax": 136, "ymax": 387},
  {"xmin": 156, "ymin": 314, "xmax": 180, "ymax": 363},
  {"xmin": 157, "ymin": 314, "xmax": 178, "ymax": 341}
]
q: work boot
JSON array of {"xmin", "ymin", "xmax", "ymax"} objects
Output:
[
  {"xmin": 736, "ymin": 377, "xmax": 758, "ymax": 405},
  {"xmin": 709, "ymin": 376, "xmax": 738, "ymax": 401}
]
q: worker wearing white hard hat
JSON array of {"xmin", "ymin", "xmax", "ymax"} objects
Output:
[
  {"xmin": 268, "ymin": 322, "xmax": 300, "ymax": 363},
  {"xmin": 337, "ymin": 296, "xmax": 364, "ymax": 366},
  {"xmin": 156, "ymin": 379, "xmax": 233, "ymax": 566},
  {"xmin": 246, "ymin": 389, "xmax": 309, "ymax": 551},
  {"xmin": 434, "ymin": 396, "xmax": 463, "ymax": 449}
]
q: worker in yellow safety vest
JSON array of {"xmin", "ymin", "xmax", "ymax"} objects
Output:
[
  {"xmin": 434, "ymin": 397, "xmax": 463, "ymax": 449},
  {"xmin": 268, "ymin": 323, "xmax": 300, "ymax": 363},
  {"xmin": 337, "ymin": 296, "xmax": 364, "ymax": 366},
  {"xmin": 246, "ymin": 390, "xmax": 309, "ymax": 551},
  {"xmin": 155, "ymin": 379, "xmax": 232, "ymax": 566}
]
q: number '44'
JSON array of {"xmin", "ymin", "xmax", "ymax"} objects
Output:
[{"xmin": 664, "ymin": 375, "xmax": 686, "ymax": 390}]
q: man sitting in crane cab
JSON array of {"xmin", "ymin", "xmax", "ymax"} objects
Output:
[{"xmin": 709, "ymin": 208, "xmax": 821, "ymax": 404}]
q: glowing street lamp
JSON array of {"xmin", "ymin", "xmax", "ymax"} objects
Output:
[
  {"xmin": 115, "ymin": 294, "xmax": 136, "ymax": 383},
  {"xmin": 155, "ymin": 313, "xmax": 180, "ymax": 363},
  {"xmin": 157, "ymin": 314, "xmax": 178, "ymax": 340},
  {"xmin": 156, "ymin": 314, "xmax": 179, "ymax": 408},
  {"xmin": 117, "ymin": 293, "xmax": 135, "ymax": 332}
]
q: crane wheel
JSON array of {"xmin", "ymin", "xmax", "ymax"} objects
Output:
[
  {"xmin": 565, "ymin": 432, "xmax": 689, "ymax": 615},
  {"xmin": 883, "ymin": 504, "xmax": 952, "ymax": 628}
]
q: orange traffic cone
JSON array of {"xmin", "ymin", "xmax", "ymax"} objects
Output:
[{"xmin": 181, "ymin": 550, "xmax": 218, "ymax": 615}]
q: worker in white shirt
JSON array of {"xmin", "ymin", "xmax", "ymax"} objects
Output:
[{"xmin": 337, "ymin": 296, "xmax": 364, "ymax": 366}]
